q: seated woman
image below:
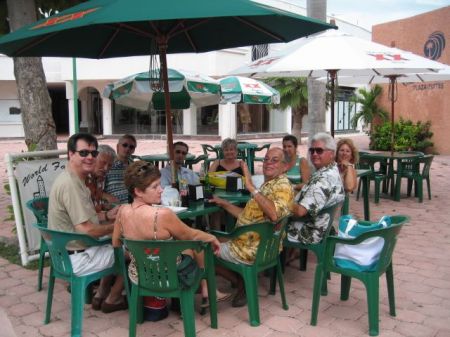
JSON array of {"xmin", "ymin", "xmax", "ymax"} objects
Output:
[
  {"xmin": 282, "ymin": 135, "xmax": 311, "ymax": 191},
  {"xmin": 208, "ymin": 138, "xmax": 248, "ymax": 229},
  {"xmin": 335, "ymin": 138, "xmax": 358, "ymax": 193},
  {"xmin": 209, "ymin": 138, "xmax": 244, "ymax": 175},
  {"xmin": 112, "ymin": 161, "xmax": 230, "ymax": 307}
]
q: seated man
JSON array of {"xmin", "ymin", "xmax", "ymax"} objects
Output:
[
  {"xmin": 104, "ymin": 134, "xmax": 137, "ymax": 203},
  {"xmin": 86, "ymin": 144, "xmax": 119, "ymax": 212},
  {"xmin": 48, "ymin": 133, "xmax": 126, "ymax": 313},
  {"xmin": 287, "ymin": 132, "xmax": 345, "ymax": 245},
  {"xmin": 211, "ymin": 147, "xmax": 294, "ymax": 307},
  {"xmin": 160, "ymin": 141, "xmax": 200, "ymax": 188}
]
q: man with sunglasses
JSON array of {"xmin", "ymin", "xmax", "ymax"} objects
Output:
[
  {"xmin": 160, "ymin": 141, "xmax": 199, "ymax": 188},
  {"xmin": 48, "ymin": 133, "xmax": 126, "ymax": 313},
  {"xmin": 211, "ymin": 147, "xmax": 294, "ymax": 307},
  {"xmin": 104, "ymin": 134, "xmax": 137, "ymax": 203},
  {"xmin": 287, "ymin": 132, "xmax": 345, "ymax": 245}
]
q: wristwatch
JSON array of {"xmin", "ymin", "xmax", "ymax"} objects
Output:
[
  {"xmin": 346, "ymin": 163, "xmax": 355, "ymax": 168},
  {"xmin": 251, "ymin": 189, "xmax": 260, "ymax": 197}
]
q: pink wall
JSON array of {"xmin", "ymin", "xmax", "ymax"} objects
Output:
[{"xmin": 372, "ymin": 6, "xmax": 450, "ymax": 154}]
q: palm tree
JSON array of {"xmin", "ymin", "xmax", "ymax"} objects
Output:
[
  {"xmin": 351, "ymin": 84, "xmax": 388, "ymax": 134},
  {"xmin": 266, "ymin": 77, "xmax": 308, "ymax": 142}
]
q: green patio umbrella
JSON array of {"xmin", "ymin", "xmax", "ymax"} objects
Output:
[
  {"xmin": 0, "ymin": 0, "xmax": 334, "ymax": 183},
  {"xmin": 103, "ymin": 68, "xmax": 221, "ymax": 111}
]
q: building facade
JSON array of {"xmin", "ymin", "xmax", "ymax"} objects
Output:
[
  {"xmin": 0, "ymin": 1, "xmax": 370, "ymax": 140},
  {"xmin": 372, "ymin": 6, "xmax": 450, "ymax": 154}
]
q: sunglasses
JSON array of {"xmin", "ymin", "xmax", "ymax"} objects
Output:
[
  {"xmin": 308, "ymin": 147, "xmax": 328, "ymax": 155},
  {"xmin": 75, "ymin": 150, "xmax": 99, "ymax": 158},
  {"xmin": 175, "ymin": 150, "xmax": 188, "ymax": 155},
  {"xmin": 121, "ymin": 143, "xmax": 136, "ymax": 150}
]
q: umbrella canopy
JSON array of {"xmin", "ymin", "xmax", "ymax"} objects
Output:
[
  {"xmin": 103, "ymin": 68, "xmax": 221, "ymax": 111},
  {"xmin": 0, "ymin": 0, "xmax": 333, "ymax": 183},
  {"xmin": 322, "ymin": 66, "xmax": 450, "ymax": 85},
  {"xmin": 220, "ymin": 76, "xmax": 280, "ymax": 104},
  {"xmin": 230, "ymin": 29, "xmax": 449, "ymax": 138},
  {"xmin": 0, "ymin": 0, "xmax": 333, "ymax": 58}
]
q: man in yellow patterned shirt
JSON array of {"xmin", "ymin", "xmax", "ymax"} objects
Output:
[{"xmin": 211, "ymin": 147, "xmax": 294, "ymax": 307}]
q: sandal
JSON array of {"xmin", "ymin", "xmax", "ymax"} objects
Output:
[{"xmin": 92, "ymin": 296, "xmax": 104, "ymax": 311}]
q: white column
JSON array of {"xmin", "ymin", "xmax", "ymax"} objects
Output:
[
  {"xmin": 65, "ymin": 81, "xmax": 76, "ymax": 135},
  {"xmin": 67, "ymin": 99, "xmax": 76, "ymax": 135},
  {"xmin": 218, "ymin": 103, "xmax": 237, "ymax": 140},
  {"xmin": 183, "ymin": 104, "xmax": 197, "ymax": 135},
  {"xmin": 102, "ymin": 98, "xmax": 113, "ymax": 135},
  {"xmin": 270, "ymin": 107, "xmax": 291, "ymax": 133},
  {"xmin": 79, "ymin": 99, "xmax": 89, "ymax": 130}
]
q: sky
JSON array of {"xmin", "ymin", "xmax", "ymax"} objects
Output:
[{"xmin": 296, "ymin": 0, "xmax": 450, "ymax": 30}]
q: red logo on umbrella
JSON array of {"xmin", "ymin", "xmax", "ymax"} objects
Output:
[{"xmin": 32, "ymin": 8, "xmax": 99, "ymax": 30}]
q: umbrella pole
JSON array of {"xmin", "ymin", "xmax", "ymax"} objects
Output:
[
  {"xmin": 388, "ymin": 75, "xmax": 398, "ymax": 155},
  {"xmin": 329, "ymin": 70, "xmax": 337, "ymax": 138},
  {"xmin": 158, "ymin": 42, "xmax": 176, "ymax": 185}
]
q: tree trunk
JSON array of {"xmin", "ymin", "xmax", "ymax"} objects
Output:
[
  {"xmin": 291, "ymin": 108, "xmax": 304, "ymax": 143},
  {"xmin": 307, "ymin": 0, "xmax": 328, "ymax": 142},
  {"xmin": 7, "ymin": 0, "xmax": 57, "ymax": 151}
]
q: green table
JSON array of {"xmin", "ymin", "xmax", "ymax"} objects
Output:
[
  {"xmin": 177, "ymin": 189, "xmax": 250, "ymax": 231},
  {"xmin": 141, "ymin": 153, "xmax": 195, "ymax": 168},
  {"xmin": 214, "ymin": 143, "xmax": 258, "ymax": 174},
  {"xmin": 363, "ymin": 152, "xmax": 422, "ymax": 201}
]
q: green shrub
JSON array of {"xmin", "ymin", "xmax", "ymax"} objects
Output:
[{"xmin": 370, "ymin": 118, "xmax": 433, "ymax": 152}]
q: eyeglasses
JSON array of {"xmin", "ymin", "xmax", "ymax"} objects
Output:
[
  {"xmin": 308, "ymin": 147, "xmax": 328, "ymax": 155},
  {"xmin": 75, "ymin": 150, "xmax": 99, "ymax": 158},
  {"xmin": 263, "ymin": 157, "xmax": 282, "ymax": 164},
  {"xmin": 121, "ymin": 143, "xmax": 136, "ymax": 150},
  {"xmin": 175, "ymin": 150, "xmax": 188, "ymax": 155}
]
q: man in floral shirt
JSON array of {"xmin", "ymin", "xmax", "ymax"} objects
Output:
[
  {"xmin": 212, "ymin": 147, "xmax": 294, "ymax": 307},
  {"xmin": 287, "ymin": 132, "xmax": 345, "ymax": 244}
]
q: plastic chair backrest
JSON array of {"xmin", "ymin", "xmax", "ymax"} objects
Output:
[
  {"xmin": 420, "ymin": 154, "xmax": 434, "ymax": 177},
  {"xmin": 226, "ymin": 216, "xmax": 289, "ymax": 269},
  {"xmin": 123, "ymin": 239, "xmax": 206, "ymax": 293},
  {"xmin": 33, "ymin": 223, "xmax": 109, "ymax": 278},
  {"xmin": 324, "ymin": 215, "xmax": 408, "ymax": 274},
  {"xmin": 201, "ymin": 144, "xmax": 219, "ymax": 159},
  {"xmin": 26, "ymin": 197, "xmax": 49, "ymax": 223}
]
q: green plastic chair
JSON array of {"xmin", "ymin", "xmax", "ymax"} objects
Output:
[
  {"xmin": 399, "ymin": 154, "xmax": 433, "ymax": 202},
  {"xmin": 357, "ymin": 154, "xmax": 389, "ymax": 203},
  {"xmin": 211, "ymin": 217, "xmax": 289, "ymax": 327},
  {"xmin": 310, "ymin": 215, "xmax": 409, "ymax": 336},
  {"xmin": 201, "ymin": 144, "xmax": 220, "ymax": 171},
  {"xmin": 185, "ymin": 154, "xmax": 208, "ymax": 171},
  {"xmin": 26, "ymin": 197, "xmax": 49, "ymax": 291},
  {"xmin": 253, "ymin": 143, "xmax": 271, "ymax": 162},
  {"xmin": 33, "ymin": 223, "xmax": 115, "ymax": 337},
  {"xmin": 283, "ymin": 203, "xmax": 342, "ymax": 295},
  {"xmin": 120, "ymin": 239, "xmax": 218, "ymax": 337}
]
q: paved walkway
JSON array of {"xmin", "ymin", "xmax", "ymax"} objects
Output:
[{"xmin": 0, "ymin": 135, "xmax": 449, "ymax": 337}]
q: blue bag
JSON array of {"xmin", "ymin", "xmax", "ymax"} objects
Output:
[{"xmin": 333, "ymin": 215, "xmax": 391, "ymax": 272}]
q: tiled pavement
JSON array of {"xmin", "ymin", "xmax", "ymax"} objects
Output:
[{"xmin": 0, "ymin": 135, "xmax": 449, "ymax": 337}]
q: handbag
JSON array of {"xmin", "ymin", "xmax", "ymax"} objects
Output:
[
  {"xmin": 177, "ymin": 254, "xmax": 201, "ymax": 289},
  {"xmin": 333, "ymin": 215, "xmax": 391, "ymax": 272}
]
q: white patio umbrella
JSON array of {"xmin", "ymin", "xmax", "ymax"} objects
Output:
[
  {"xmin": 219, "ymin": 76, "xmax": 280, "ymax": 104},
  {"xmin": 229, "ymin": 29, "xmax": 449, "ymax": 138}
]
